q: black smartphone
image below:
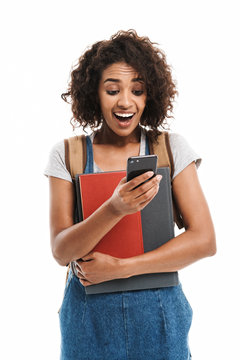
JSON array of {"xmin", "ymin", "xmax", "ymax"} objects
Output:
[{"xmin": 126, "ymin": 155, "xmax": 158, "ymax": 185}]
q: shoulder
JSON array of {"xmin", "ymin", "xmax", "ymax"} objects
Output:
[
  {"xmin": 50, "ymin": 140, "xmax": 65, "ymax": 158},
  {"xmin": 168, "ymin": 132, "xmax": 202, "ymax": 180},
  {"xmin": 168, "ymin": 132, "xmax": 194, "ymax": 154},
  {"xmin": 44, "ymin": 140, "xmax": 72, "ymax": 182},
  {"xmin": 47, "ymin": 140, "xmax": 66, "ymax": 166}
]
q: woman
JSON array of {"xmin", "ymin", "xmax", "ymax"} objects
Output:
[{"xmin": 45, "ymin": 30, "xmax": 216, "ymax": 359}]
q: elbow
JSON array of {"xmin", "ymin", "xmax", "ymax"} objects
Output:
[
  {"xmin": 52, "ymin": 250, "xmax": 69, "ymax": 267},
  {"xmin": 209, "ymin": 239, "xmax": 217, "ymax": 257},
  {"xmin": 201, "ymin": 229, "xmax": 217, "ymax": 258},
  {"xmin": 52, "ymin": 247, "xmax": 69, "ymax": 267},
  {"xmin": 51, "ymin": 236, "xmax": 70, "ymax": 267},
  {"xmin": 205, "ymin": 239, "xmax": 217, "ymax": 257}
]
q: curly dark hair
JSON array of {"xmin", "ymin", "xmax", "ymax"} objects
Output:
[{"xmin": 62, "ymin": 30, "xmax": 177, "ymax": 140}]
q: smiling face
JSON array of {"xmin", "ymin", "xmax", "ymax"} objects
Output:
[{"xmin": 98, "ymin": 62, "xmax": 147, "ymax": 141}]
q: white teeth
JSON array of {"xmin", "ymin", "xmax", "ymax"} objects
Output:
[{"xmin": 114, "ymin": 113, "xmax": 134, "ymax": 118}]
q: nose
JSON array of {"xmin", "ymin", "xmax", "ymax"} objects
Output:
[{"xmin": 117, "ymin": 90, "xmax": 133, "ymax": 109}]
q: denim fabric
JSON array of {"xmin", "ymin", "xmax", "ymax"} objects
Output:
[
  {"xmin": 59, "ymin": 135, "xmax": 193, "ymax": 359},
  {"xmin": 59, "ymin": 271, "xmax": 192, "ymax": 360},
  {"xmin": 84, "ymin": 136, "xmax": 94, "ymax": 173}
]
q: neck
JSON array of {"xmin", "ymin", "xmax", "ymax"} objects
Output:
[{"xmin": 94, "ymin": 125, "xmax": 141, "ymax": 146}]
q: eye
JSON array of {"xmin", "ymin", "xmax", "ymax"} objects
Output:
[
  {"xmin": 106, "ymin": 90, "xmax": 119, "ymax": 95},
  {"xmin": 132, "ymin": 90, "xmax": 144, "ymax": 96}
]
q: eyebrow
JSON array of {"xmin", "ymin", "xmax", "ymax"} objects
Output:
[{"xmin": 103, "ymin": 77, "xmax": 144, "ymax": 84}]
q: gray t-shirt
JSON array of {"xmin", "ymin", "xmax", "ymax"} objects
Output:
[{"xmin": 44, "ymin": 132, "xmax": 201, "ymax": 181}]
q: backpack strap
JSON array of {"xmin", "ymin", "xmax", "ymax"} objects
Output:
[
  {"xmin": 64, "ymin": 135, "xmax": 87, "ymax": 180},
  {"xmin": 149, "ymin": 132, "xmax": 184, "ymax": 229},
  {"xmin": 148, "ymin": 132, "xmax": 174, "ymax": 178},
  {"xmin": 63, "ymin": 135, "xmax": 87, "ymax": 280}
]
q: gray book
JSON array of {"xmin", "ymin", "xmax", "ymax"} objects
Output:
[{"xmin": 74, "ymin": 167, "xmax": 179, "ymax": 294}]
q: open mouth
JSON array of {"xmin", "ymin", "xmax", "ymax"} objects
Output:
[{"xmin": 113, "ymin": 112, "xmax": 135, "ymax": 121}]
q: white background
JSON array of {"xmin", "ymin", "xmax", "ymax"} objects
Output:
[{"xmin": 1, "ymin": 0, "xmax": 239, "ymax": 359}]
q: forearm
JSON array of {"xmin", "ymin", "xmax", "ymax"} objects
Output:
[
  {"xmin": 52, "ymin": 199, "xmax": 123, "ymax": 266},
  {"xmin": 120, "ymin": 228, "xmax": 216, "ymax": 278}
]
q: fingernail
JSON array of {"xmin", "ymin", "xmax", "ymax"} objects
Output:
[
  {"xmin": 156, "ymin": 175, "xmax": 162, "ymax": 181},
  {"xmin": 148, "ymin": 171, "xmax": 154, "ymax": 176}
]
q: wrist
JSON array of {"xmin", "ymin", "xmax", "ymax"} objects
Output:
[
  {"xmin": 118, "ymin": 257, "xmax": 137, "ymax": 279},
  {"xmin": 105, "ymin": 198, "xmax": 124, "ymax": 218}
]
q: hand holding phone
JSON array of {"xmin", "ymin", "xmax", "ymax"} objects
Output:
[{"xmin": 109, "ymin": 155, "xmax": 160, "ymax": 216}]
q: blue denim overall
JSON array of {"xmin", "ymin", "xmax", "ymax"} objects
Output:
[{"xmin": 59, "ymin": 136, "xmax": 193, "ymax": 360}]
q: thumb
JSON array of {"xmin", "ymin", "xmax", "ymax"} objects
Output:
[{"xmin": 119, "ymin": 176, "xmax": 127, "ymax": 185}]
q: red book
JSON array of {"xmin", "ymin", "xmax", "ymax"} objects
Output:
[{"xmin": 77, "ymin": 171, "xmax": 144, "ymax": 258}]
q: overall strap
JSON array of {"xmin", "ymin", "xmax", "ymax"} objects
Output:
[{"xmin": 64, "ymin": 135, "xmax": 87, "ymax": 179}]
